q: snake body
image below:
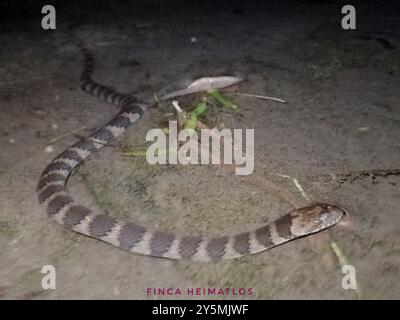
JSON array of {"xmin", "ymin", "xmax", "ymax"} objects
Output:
[{"xmin": 36, "ymin": 46, "xmax": 346, "ymax": 261}]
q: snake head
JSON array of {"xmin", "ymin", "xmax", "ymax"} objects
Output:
[
  {"xmin": 291, "ymin": 204, "xmax": 348, "ymax": 235},
  {"xmin": 314, "ymin": 204, "xmax": 348, "ymax": 231}
]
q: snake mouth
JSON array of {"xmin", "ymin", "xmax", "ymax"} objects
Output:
[
  {"xmin": 330, "ymin": 205, "xmax": 350, "ymax": 224},
  {"xmin": 338, "ymin": 205, "xmax": 350, "ymax": 217},
  {"xmin": 336, "ymin": 206, "xmax": 353, "ymax": 228}
]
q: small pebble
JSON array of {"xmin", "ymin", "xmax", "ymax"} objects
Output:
[
  {"xmin": 44, "ymin": 145, "xmax": 54, "ymax": 153},
  {"xmin": 51, "ymin": 124, "xmax": 58, "ymax": 130},
  {"xmin": 190, "ymin": 37, "xmax": 197, "ymax": 43},
  {"xmin": 55, "ymin": 95, "xmax": 60, "ymax": 101},
  {"xmin": 8, "ymin": 138, "xmax": 15, "ymax": 144}
]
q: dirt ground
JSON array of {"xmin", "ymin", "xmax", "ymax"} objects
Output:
[{"xmin": 0, "ymin": 1, "xmax": 399, "ymax": 299}]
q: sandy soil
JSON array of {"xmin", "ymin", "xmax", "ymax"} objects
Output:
[{"xmin": 0, "ymin": 1, "xmax": 399, "ymax": 299}]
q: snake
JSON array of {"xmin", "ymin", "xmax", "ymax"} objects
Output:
[{"xmin": 36, "ymin": 45, "xmax": 347, "ymax": 261}]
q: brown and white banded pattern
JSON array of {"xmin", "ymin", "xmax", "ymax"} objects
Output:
[{"xmin": 37, "ymin": 45, "xmax": 347, "ymax": 261}]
